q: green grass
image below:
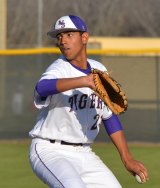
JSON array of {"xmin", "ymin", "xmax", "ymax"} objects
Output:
[
  {"xmin": 92, "ymin": 143, "xmax": 160, "ymax": 188},
  {"xmin": 0, "ymin": 141, "xmax": 159, "ymax": 188}
]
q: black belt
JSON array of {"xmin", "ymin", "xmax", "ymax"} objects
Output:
[{"xmin": 50, "ymin": 140, "xmax": 84, "ymax": 146}]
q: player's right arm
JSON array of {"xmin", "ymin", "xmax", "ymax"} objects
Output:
[
  {"xmin": 56, "ymin": 74, "xmax": 95, "ymax": 92},
  {"xmin": 36, "ymin": 74, "xmax": 95, "ymax": 98}
]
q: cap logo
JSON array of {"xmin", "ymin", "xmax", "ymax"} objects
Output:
[{"xmin": 58, "ymin": 20, "xmax": 65, "ymax": 28}]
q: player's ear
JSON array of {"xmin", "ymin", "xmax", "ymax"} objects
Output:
[{"xmin": 81, "ymin": 32, "xmax": 89, "ymax": 44}]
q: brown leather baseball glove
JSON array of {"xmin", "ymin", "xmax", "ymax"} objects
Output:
[{"xmin": 92, "ymin": 69, "xmax": 128, "ymax": 115}]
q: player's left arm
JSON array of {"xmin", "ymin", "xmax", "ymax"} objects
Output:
[{"xmin": 109, "ymin": 130, "xmax": 149, "ymax": 182}]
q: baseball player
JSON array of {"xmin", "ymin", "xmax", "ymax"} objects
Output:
[{"xmin": 29, "ymin": 15, "xmax": 148, "ymax": 188}]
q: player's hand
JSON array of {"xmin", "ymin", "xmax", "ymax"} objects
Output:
[
  {"xmin": 123, "ymin": 158, "xmax": 149, "ymax": 182},
  {"xmin": 85, "ymin": 73, "xmax": 96, "ymax": 90}
]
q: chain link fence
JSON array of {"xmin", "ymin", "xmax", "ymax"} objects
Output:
[{"xmin": 0, "ymin": 52, "xmax": 159, "ymax": 142}]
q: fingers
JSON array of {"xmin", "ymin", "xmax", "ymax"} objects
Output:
[
  {"xmin": 86, "ymin": 73, "xmax": 96, "ymax": 90},
  {"xmin": 140, "ymin": 163, "xmax": 149, "ymax": 179},
  {"xmin": 137, "ymin": 167, "xmax": 149, "ymax": 183},
  {"xmin": 125, "ymin": 159, "xmax": 149, "ymax": 183},
  {"xmin": 135, "ymin": 173, "xmax": 145, "ymax": 183},
  {"xmin": 134, "ymin": 162, "xmax": 149, "ymax": 183},
  {"xmin": 136, "ymin": 172, "xmax": 146, "ymax": 183}
]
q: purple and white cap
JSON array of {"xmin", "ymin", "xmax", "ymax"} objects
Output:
[{"xmin": 47, "ymin": 15, "xmax": 88, "ymax": 38}]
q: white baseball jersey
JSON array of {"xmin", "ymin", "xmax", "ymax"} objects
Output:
[{"xmin": 29, "ymin": 56, "xmax": 112, "ymax": 143}]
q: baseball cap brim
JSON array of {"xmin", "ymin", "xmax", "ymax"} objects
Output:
[{"xmin": 47, "ymin": 28, "xmax": 82, "ymax": 38}]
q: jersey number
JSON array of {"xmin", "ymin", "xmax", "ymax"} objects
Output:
[{"xmin": 91, "ymin": 114, "xmax": 100, "ymax": 130}]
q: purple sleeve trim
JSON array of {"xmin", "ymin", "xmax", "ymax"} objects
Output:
[
  {"xmin": 35, "ymin": 79, "xmax": 59, "ymax": 97},
  {"xmin": 103, "ymin": 114, "xmax": 123, "ymax": 135}
]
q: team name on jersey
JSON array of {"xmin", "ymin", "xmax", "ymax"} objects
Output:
[{"xmin": 68, "ymin": 93, "xmax": 103, "ymax": 111}]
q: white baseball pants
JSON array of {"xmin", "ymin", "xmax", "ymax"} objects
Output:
[{"xmin": 29, "ymin": 138, "xmax": 122, "ymax": 188}]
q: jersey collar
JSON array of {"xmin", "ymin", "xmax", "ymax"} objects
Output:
[{"xmin": 62, "ymin": 56, "xmax": 91, "ymax": 74}]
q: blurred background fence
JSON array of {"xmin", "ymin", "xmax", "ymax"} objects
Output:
[
  {"xmin": 0, "ymin": 46, "xmax": 159, "ymax": 142},
  {"xmin": 0, "ymin": 0, "xmax": 160, "ymax": 142}
]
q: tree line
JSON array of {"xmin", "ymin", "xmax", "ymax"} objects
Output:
[{"xmin": 7, "ymin": 0, "xmax": 160, "ymax": 48}]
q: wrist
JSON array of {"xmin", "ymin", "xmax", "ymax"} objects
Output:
[
  {"xmin": 121, "ymin": 152, "xmax": 133, "ymax": 166},
  {"xmin": 80, "ymin": 75, "xmax": 91, "ymax": 88},
  {"xmin": 82, "ymin": 76, "xmax": 89, "ymax": 87},
  {"xmin": 85, "ymin": 74, "xmax": 95, "ymax": 89}
]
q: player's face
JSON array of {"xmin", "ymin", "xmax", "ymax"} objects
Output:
[{"xmin": 56, "ymin": 31, "xmax": 88, "ymax": 63}]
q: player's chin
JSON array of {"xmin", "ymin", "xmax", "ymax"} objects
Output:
[
  {"xmin": 60, "ymin": 48, "xmax": 76, "ymax": 61},
  {"xmin": 63, "ymin": 53, "xmax": 74, "ymax": 61}
]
